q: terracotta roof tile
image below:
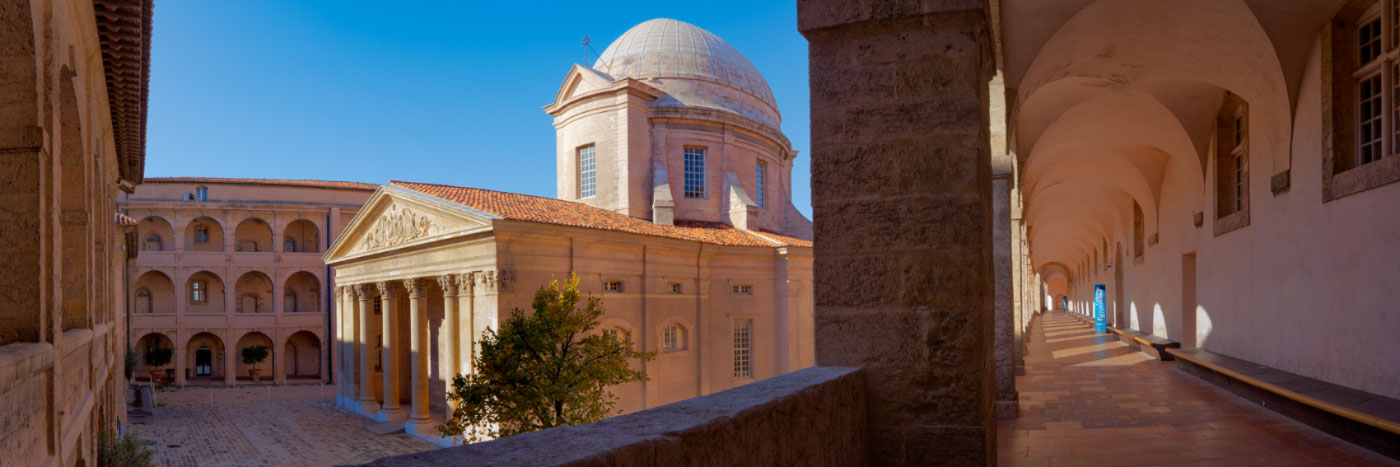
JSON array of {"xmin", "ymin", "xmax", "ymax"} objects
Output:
[
  {"xmin": 115, "ymin": 211, "xmax": 137, "ymax": 225},
  {"xmin": 145, "ymin": 177, "xmax": 378, "ymax": 191},
  {"xmin": 94, "ymin": 0, "xmax": 153, "ymax": 184},
  {"xmin": 390, "ymin": 181, "xmax": 811, "ymax": 248}
]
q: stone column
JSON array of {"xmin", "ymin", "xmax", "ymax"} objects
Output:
[
  {"xmin": 174, "ymin": 332, "xmax": 187, "ymax": 386},
  {"xmin": 377, "ymin": 281, "xmax": 404, "ymax": 421},
  {"xmin": 800, "ymin": 2, "xmax": 996, "ymax": 464},
  {"xmin": 1011, "ymin": 197, "xmax": 1026, "ymax": 376},
  {"xmin": 437, "ymin": 274, "xmax": 462, "ymax": 420},
  {"xmin": 355, "ymin": 284, "xmax": 378, "ymax": 413},
  {"xmin": 404, "ymin": 279, "xmax": 432, "ymax": 434}
]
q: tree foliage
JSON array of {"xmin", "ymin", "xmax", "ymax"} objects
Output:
[{"xmin": 438, "ymin": 273, "xmax": 655, "ymax": 442}]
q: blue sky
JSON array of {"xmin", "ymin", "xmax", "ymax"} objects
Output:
[{"xmin": 146, "ymin": 1, "xmax": 812, "ymax": 216}]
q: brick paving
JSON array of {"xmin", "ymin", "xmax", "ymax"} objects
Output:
[
  {"xmin": 132, "ymin": 385, "xmax": 434, "ymax": 466},
  {"xmin": 997, "ymin": 312, "xmax": 1398, "ymax": 466}
]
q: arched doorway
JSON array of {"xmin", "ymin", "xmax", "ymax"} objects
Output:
[
  {"xmin": 236, "ymin": 332, "xmax": 274, "ymax": 382},
  {"xmin": 185, "ymin": 332, "xmax": 225, "ymax": 381},
  {"xmin": 284, "ymin": 330, "xmax": 321, "ymax": 380}
]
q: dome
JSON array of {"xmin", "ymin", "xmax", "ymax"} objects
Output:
[{"xmin": 594, "ymin": 19, "xmax": 780, "ymax": 127}]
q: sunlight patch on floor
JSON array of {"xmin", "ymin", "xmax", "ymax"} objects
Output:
[
  {"xmin": 1051, "ymin": 341, "xmax": 1128, "ymax": 359},
  {"xmin": 1046, "ymin": 333, "xmax": 1114, "ymax": 343},
  {"xmin": 1071, "ymin": 351, "xmax": 1155, "ymax": 367},
  {"xmin": 1044, "ymin": 329, "xmax": 1094, "ymax": 337}
]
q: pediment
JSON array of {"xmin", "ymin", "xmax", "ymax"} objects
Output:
[
  {"xmin": 324, "ymin": 187, "xmax": 494, "ymax": 262},
  {"xmin": 549, "ymin": 64, "xmax": 615, "ymax": 109}
]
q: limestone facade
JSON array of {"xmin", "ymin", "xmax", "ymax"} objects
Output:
[
  {"xmin": 327, "ymin": 18, "xmax": 815, "ymax": 447},
  {"xmin": 0, "ymin": 0, "xmax": 152, "ymax": 465},
  {"xmin": 118, "ymin": 178, "xmax": 372, "ymax": 385}
]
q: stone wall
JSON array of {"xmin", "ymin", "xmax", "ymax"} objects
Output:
[{"xmin": 365, "ymin": 366, "xmax": 865, "ymax": 466}]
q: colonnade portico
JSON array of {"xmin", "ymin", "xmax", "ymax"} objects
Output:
[{"xmin": 335, "ymin": 270, "xmax": 502, "ymax": 443}]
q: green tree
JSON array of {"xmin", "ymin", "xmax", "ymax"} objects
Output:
[{"xmin": 438, "ymin": 273, "xmax": 655, "ymax": 442}]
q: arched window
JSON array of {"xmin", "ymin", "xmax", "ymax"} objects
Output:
[
  {"xmin": 284, "ymin": 292, "xmax": 297, "ymax": 313},
  {"xmin": 144, "ymin": 234, "xmax": 162, "ymax": 251},
  {"xmin": 192, "ymin": 281, "xmax": 206, "ymax": 303},
  {"xmin": 663, "ymin": 324, "xmax": 685, "ymax": 352},
  {"xmin": 135, "ymin": 289, "xmax": 152, "ymax": 314},
  {"xmin": 284, "ymin": 237, "xmax": 296, "ymax": 253}
]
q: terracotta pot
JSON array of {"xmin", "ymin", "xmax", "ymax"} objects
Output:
[
  {"xmin": 149, "ymin": 370, "xmax": 162, "ymax": 384},
  {"xmin": 250, "ymin": 368, "xmax": 262, "ymax": 382}
]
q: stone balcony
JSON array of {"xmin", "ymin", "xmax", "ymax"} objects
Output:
[{"xmin": 365, "ymin": 366, "xmax": 866, "ymax": 466}]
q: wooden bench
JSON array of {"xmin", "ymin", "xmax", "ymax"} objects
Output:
[
  {"xmin": 1107, "ymin": 328, "xmax": 1180, "ymax": 361},
  {"xmin": 1169, "ymin": 348, "xmax": 1400, "ymax": 460}
]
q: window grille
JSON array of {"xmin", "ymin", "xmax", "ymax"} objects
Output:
[
  {"xmin": 684, "ymin": 147, "xmax": 706, "ymax": 198},
  {"xmin": 579, "ymin": 145, "xmax": 597, "ymax": 198},
  {"xmin": 733, "ymin": 319, "xmax": 752, "ymax": 378}
]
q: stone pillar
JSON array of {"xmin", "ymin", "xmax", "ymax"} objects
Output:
[
  {"xmin": 993, "ymin": 172, "xmax": 1017, "ymax": 419},
  {"xmin": 355, "ymin": 284, "xmax": 378, "ymax": 413},
  {"xmin": 224, "ymin": 337, "xmax": 237, "ymax": 384},
  {"xmin": 1011, "ymin": 196, "xmax": 1026, "ymax": 376},
  {"xmin": 174, "ymin": 333, "xmax": 187, "ymax": 386},
  {"xmin": 273, "ymin": 328, "xmax": 287, "ymax": 384},
  {"xmin": 377, "ymin": 281, "xmax": 404, "ymax": 421},
  {"xmin": 404, "ymin": 279, "xmax": 432, "ymax": 434},
  {"xmin": 800, "ymin": 1, "xmax": 996, "ymax": 464}
]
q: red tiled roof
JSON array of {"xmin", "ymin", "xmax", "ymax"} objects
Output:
[
  {"xmin": 115, "ymin": 211, "xmax": 137, "ymax": 225},
  {"xmin": 391, "ymin": 181, "xmax": 812, "ymax": 248},
  {"xmin": 144, "ymin": 177, "xmax": 378, "ymax": 191}
]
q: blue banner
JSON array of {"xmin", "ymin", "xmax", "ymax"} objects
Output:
[{"xmin": 1093, "ymin": 284, "xmax": 1107, "ymax": 333}]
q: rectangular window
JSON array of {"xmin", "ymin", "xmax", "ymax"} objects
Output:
[
  {"xmin": 732, "ymin": 284, "xmax": 753, "ymax": 296},
  {"xmin": 733, "ymin": 319, "xmax": 752, "ymax": 378},
  {"xmin": 195, "ymin": 227, "xmax": 210, "ymax": 243},
  {"xmin": 669, "ymin": 283, "xmax": 682, "ymax": 294},
  {"xmin": 195, "ymin": 186, "xmax": 208, "ymax": 202},
  {"xmin": 755, "ymin": 160, "xmax": 766, "ymax": 208},
  {"xmin": 579, "ymin": 145, "xmax": 596, "ymax": 198},
  {"xmin": 373, "ymin": 299, "xmax": 382, "ymax": 315},
  {"xmin": 191, "ymin": 282, "xmax": 205, "ymax": 303},
  {"xmin": 604, "ymin": 280, "xmax": 624, "ymax": 293},
  {"xmin": 664, "ymin": 326, "xmax": 678, "ymax": 351},
  {"xmin": 1360, "ymin": 73, "xmax": 1384, "ymax": 165},
  {"xmin": 684, "ymin": 147, "xmax": 706, "ymax": 199}
]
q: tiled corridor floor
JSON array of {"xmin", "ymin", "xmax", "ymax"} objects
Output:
[{"xmin": 996, "ymin": 312, "xmax": 1398, "ymax": 466}]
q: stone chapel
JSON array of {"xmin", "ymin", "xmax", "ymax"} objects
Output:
[{"xmin": 325, "ymin": 18, "xmax": 814, "ymax": 446}]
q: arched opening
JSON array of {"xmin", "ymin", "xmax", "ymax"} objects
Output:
[
  {"xmin": 185, "ymin": 332, "xmax": 225, "ymax": 380},
  {"xmin": 58, "ymin": 67, "xmax": 89, "ymax": 332},
  {"xmin": 184, "ymin": 217, "xmax": 224, "ymax": 251},
  {"xmin": 234, "ymin": 218, "xmax": 273, "ymax": 252},
  {"xmin": 283, "ymin": 271, "xmax": 321, "ymax": 313},
  {"xmin": 235, "ymin": 332, "xmax": 274, "ymax": 382},
  {"xmin": 138, "ymin": 216, "xmax": 173, "ymax": 252},
  {"xmin": 284, "ymin": 330, "xmax": 321, "ymax": 380},
  {"xmin": 283, "ymin": 219, "xmax": 320, "ymax": 253},
  {"xmin": 136, "ymin": 333, "xmax": 175, "ymax": 383},
  {"xmin": 184, "ymin": 271, "xmax": 226, "ymax": 313},
  {"xmin": 134, "ymin": 271, "xmax": 175, "ymax": 314},
  {"xmin": 234, "ymin": 271, "xmax": 273, "ymax": 313}
]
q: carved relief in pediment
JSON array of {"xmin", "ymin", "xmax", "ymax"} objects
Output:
[{"xmin": 355, "ymin": 203, "xmax": 444, "ymax": 252}]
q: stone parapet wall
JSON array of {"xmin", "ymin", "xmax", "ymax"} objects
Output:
[{"xmin": 365, "ymin": 366, "xmax": 865, "ymax": 466}]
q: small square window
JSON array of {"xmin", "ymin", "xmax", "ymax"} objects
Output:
[
  {"xmin": 604, "ymin": 280, "xmax": 624, "ymax": 293},
  {"xmin": 669, "ymin": 283, "xmax": 683, "ymax": 294},
  {"xmin": 732, "ymin": 284, "xmax": 753, "ymax": 296}
]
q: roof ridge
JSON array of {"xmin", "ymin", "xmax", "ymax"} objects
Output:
[
  {"xmin": 146, "ymin": 176, "xmax": 378, "ymax": 188},
  {"xmin": 390, "ymin": 180, "xmax": 603, "ymax": 208}
]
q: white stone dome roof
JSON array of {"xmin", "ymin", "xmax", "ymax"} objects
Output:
[{"xmin": 594, "ymin": 19, "xmax": 780, "ymax": 127}]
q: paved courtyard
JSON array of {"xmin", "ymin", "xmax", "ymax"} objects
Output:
[
  {"xmin": 132, "ymin": 385, "xmax": 435, "ymax": 466},
  {"xmin": 997, "ymin": 312, "xmax": 1397, "ymax": 466}
]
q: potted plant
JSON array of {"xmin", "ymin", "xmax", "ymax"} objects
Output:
[
  {"xmin": 144, "ymin": 346, "xmax": 173, "ymax": 384},
  {"xmin": 242, "ymin": 345, "xmax": 269, "ymax": 382}
]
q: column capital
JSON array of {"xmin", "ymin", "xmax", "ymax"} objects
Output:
[
  {"xmin": 376, "ymin": 281, "xmax": 397, "ymax": 299},
  {"xmin": 436, "ymin": 274, "xmax": 462, "ymax": 297},
  {"xmin": 403, "ymin": 278, "xmax": 428, "ymax": 299}
]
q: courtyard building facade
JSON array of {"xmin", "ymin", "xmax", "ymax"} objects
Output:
[
  {"xmin": 119, "ymin": 178, "xmax": 373, "ymax": 385},
  {"xmin": 327, "ymin": 18, "xmax": 814, "ymax": 446},
  {"xmin": 0, "ymin": 0, "xmax": 153, "ymax": 465}
]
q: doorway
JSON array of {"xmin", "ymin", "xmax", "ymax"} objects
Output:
[
  {"xmin": 1181, "ymin": 253, "xmax": 1197, "ymax": 348},
  {"xmin": 195, "ymin": 346, "xmax": 212, "ymax": 376}
]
